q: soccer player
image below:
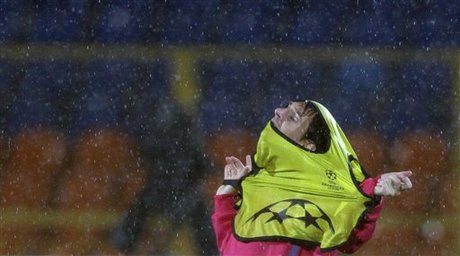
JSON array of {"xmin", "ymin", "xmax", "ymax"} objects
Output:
[{"xmin": 212, "ymin": 100, "xmax": 412, "ymax": 255}]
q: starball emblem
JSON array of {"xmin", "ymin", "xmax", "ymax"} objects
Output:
[
  {"xmin": 246, "ymin": 199, "xmax": 335, "ymax": 234},
  {"xmin": 325, "ymin": 169, "xmax": 336, "ymax": 180}
]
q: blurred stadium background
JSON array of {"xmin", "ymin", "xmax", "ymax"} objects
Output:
[{"xmin": 0, "ymin": 0, "xmax": 459, "ymax": 255}]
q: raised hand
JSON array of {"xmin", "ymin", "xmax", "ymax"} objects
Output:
[
  {"xmin": 374, "ymin": 171, "xmax": 413, "ymax": 196},
  {"xmin": 224, "ymin": 155, "xmax": 252, "ymax": 181},
  {"xmin": 216, "ymin": 155, "xmax": 252, "ymax": 195}
]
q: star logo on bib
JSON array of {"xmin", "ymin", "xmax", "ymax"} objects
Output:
[
  {"xmin": 246, "ymin": 199, "xmax": 335, "ymax": 234},
  {"xmin": 325, "ymin": 169, "xmax": 336, "ymax": 180}
]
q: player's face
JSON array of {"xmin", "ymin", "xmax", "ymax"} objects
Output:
[{"xmin": 271, "ymin": 101, "xmax": 316, "ymax": 143}]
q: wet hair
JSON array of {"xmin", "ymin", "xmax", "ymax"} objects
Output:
[{"xmin": 304, "ymin": 103, "xmax": 331, "ymax": 153}]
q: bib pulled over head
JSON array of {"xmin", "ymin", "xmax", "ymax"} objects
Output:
[{"xmin": 233, "ymin": 101, "xmax": 376, "ymax": 250}]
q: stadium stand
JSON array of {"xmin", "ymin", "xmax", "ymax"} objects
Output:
[
  {"xmin": 201, "ymin": 128, "xmax": 258, "ymax": 206},
  {"xmin": 0, "ymin": 128, "xmax": 68, "ymax": 254},
  {"xmin": 29, "ymin": 0, "xmax": 89, "ymax": 42},
  {"xmin": 92, "ymin": 0, "xmax": 155, "ymax": 43},
  {"xmin": 0, "ymin": 0, "xmax": 459, "ymax": 254},
  {"xmin": 386, "ymin": 130, "xmax": 450, "ymax": 213},
  {"xmin": 210, "ymin": 1, "xmax": 274, "ymax": 45},
  {"xmin": 71, "ymin": 59, "xmax": 142, "ymax": 135},
  {"xmin": 330, "ymin": 59, "xmax": 386, "ymax": 131},
  {"xmin": 160, "ymin": 0, "xmax": 219, "ymax": 44},
  {"xmin": 346, "ymin": 130, "xmax": 386, "ymax": 177},
  {"xmin": 379, "ymin": 60, "xmax": 453, "ymax": 139},
  {"xmin": 52, "ymin": 129, "xmax": 145, "ymax": 254},
  {"xmin": 0, "ymin": 0, "xmax": 25, "ymax": 42},
  {"xmin": 5, "ymin": 61, "xmax": 79, "ymax": 135},
  {"xmin": 401, "ymin": 1, "xmax": 460, "ymax": 47},
  {"xmin": 198, "ymin": 59, "xmax": 262, "ymax": 135},
  {"xmin": 287, "ymin": 1, "xmax": 346, "ymax": 45}
]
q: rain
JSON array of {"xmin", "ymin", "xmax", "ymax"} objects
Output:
[{"xmin": 0, "ymin": 0, "xmax": 458, "ymax": 255}]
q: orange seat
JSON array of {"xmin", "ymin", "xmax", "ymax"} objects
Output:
[
  {"xmin": 201, "ymin": 129, "xmax": 258, "ymax": 202},
  {"xmin": 358, "ymin": 211, "xmax": 457, "ymax": 256},
  {"xmin": 51, "ymin": 129, "xmax": 146, "ymax": 254},
  {"xmin": 346, "ymin": 130, "xmax": 387, "ymax": 177},
  {"xmin": 385, "ymin": 130, "xmax": 450, "ymax": 213},
  {"xmin": 57, "ymin": 129, "xmax": 145, "ymax": 210},
  {"xmin": 358, "ymin": 131, "xmax": 457, "ymax": 255},
  {"xmin": 438, "ymin": 171, "xmax": 458, "ymax": 213},
  {"xmin": 205, "ymin": 128, "xmax": 258, "ymax": 168},
  {"xmin": 356, "ymin": 222, "xmax": 419, "ymax": 255},
  {"xmin": 0, "ymin": 226, "xmax": 46, "ymax": 254},
  {"xmin": 390, "ymin": 130, "xmax": 449, "ymax": 173},
  {"xmin": 0, "ymin": 128, "xmax": 67, "ymax": 207},
  {"xmin": 0, "ymin": 128, "xmax": 68, "ymax": 254}
]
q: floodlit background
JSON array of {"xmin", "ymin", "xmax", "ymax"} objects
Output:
[{"xmin": 0, "ymin": 0, "xmax": 458, "ymax": 255}]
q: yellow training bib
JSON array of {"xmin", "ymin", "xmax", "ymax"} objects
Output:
[{"xmin": 233, "ymin": 101, "xmax": 376, "ymax": 250}]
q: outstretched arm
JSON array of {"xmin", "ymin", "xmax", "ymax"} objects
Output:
[
  {"xmin": 374, "ymin": 171, "xmax": 413, "ymax": 196},
  {"xmin": 340, "ymin": 171, "xmax": 413, "ymax": 253},
  {"xmin": 216, "ymin": 155, "xmax": 252, "ymax": 195},
  {"xmin": 212, "ymin": 155, "xmax": 252, "ymax": 252}
]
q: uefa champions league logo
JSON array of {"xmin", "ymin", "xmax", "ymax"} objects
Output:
[{"xmin": 246, "ymin": 199, "xmax": 335, "ymax": 234}]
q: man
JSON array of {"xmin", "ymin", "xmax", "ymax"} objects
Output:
[
  {"xmin": 111, "ymin": 97, "xmax": 216, "ymax": 254},
  {"xmin": 212, "ymin": 100, "xmax": 412, "ymax": 255}
]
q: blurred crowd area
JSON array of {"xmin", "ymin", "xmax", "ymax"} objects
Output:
[
  {"xmin": 1, "ymin": 0, "xmax": 460, "ymax": 46},
  {"xmin": 0, "ymin": 0, "xmax": 459, "ymax": 255}
]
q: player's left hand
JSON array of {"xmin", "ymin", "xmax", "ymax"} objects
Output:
[{"xmin": 374, "ymin": 171, "xmax": 413, "ymax": 196}]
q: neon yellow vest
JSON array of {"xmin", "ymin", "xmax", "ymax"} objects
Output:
[{"xmin": 233, "ymin": 101, "xmax": 374, "ymax": 250}]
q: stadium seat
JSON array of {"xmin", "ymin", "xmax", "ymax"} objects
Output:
[
  {"xmin": 159, "ymin": 0, "xmax": 219, "ymax": 44},
  {"xmin": 379, "ymin": 61, "xmax": 452, "ymax": 139},
  {"xmin": 357, "ymin": 221, "xmax": 419, "ymax": 255},
  {"xmin": 133, "ymin": 214, "xmax": 176, "ymax": 254},
  {"xmin": 401, "ymin": 1, "xmax": 459, "ymax": 47},
  {"xmin": 386, "ymin": 130, "xmax": 449, "ymax": 213},
  {"xmin": 0, "ymin": 128, "xmax": 68, "ymax": 254},
  {"xmin": 200, "ymin": 60, "xmax": 327, "ymax": 135},
  {"xmin": 286, "ymin": 0, "xmax": 347, "ymax": 45},
  {"xmin": 0, "ymin": 227, "xmax": 51, "ymax": 254},
  {"xmin": 339, "ymin": 0, "xmax": 402, "ymax": 46},
  {"xmin": 0, "ymin": 128, "xmax": 67, "ymax": 207},
  {"xmin": 201, "ymin": 128, "xmax": 258, "ymax": 204},
  {"xmin": 211, "ymin": 1, "xmax": 274, "ymax": 45},
  {"xmin": 92, "ymin": 1, "xmax": 155, "ymax": 43},
  {"xmin": 346, "ymin": 130, "xmax": 386, "ymax": 177},
  {"xmin": 49, "ymin": 227, "xmax": 119, "ymax": 255},
  {"xmin": 0, "ymin": 60, "xmax": 19, "ymax": 90},
  {"xmin": 330, "ymin": 59, "xmax": 385, "ymax": 131},
  {"xmin": 205, "ymin": 128, "xmax": 258, "ymax": 170},
  {"xmin": 5, "ymin": 61, "xmax": 80, "ymax": 135},
  {"xmin": 29, "ymin": 0, "xmax": 89, "ymax": 42},
  {"xmin": 57, "ymin": 129, "xmax": 144, "ymax": 210},
  {"xmin": 0, "ymin": 61, "xmax": 20, "ymax": 133},
  {"xmin": 198, "ymin": 60, "xmax": 262, "ymax": 135},
  {"xmin": 113, "ymin": 214, "xmax": 198, "ymax": 255},
  {"xmin": 438, "ymin": 171, "xmax": 458, "ymax": 213},
  {"xmin": 0, "ymin": 60, "xmax": 79, "ymax": 254},
  {"xmin": 342, "ymin": 12, "xmax": 396, "ymax": 46},
  {"xmin": 52, "ymin": 129, "xmax": 146, "ymax": 254},
  {"xmin": 0, "ymin": 0, "xmax": 25, "ymax": 42},
  {"xmin": 121, "ymin": 60, "xmax": 169, "ymax": 138},
  {"xmin": 258, "ymin": 61, "xmax": 326, "ymax": 127},
  {"xmin": 72, "ymin": 60, "xmax": 143, "ymax": 135},
  {"xmin": 0, "ymin": 134, "xmax": 8, "ymax": 176},
  {"xmin": 360, "ymin": 160, "xmax": 457, "ymax": 255}
]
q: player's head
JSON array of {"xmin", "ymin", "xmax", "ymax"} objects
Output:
[{"xmin": 271, "ymin": 100, "xmax": 330, "ymax": 153}]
